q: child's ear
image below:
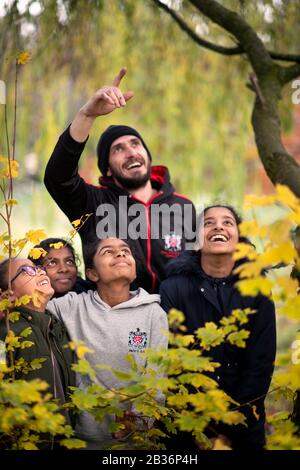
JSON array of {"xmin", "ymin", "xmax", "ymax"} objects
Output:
[{"xmin": 86, "ymin": 268, "xmax": 99, "ymax": 283}]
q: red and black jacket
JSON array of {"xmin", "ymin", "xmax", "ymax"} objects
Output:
[{"xmin": 44, "ymin": 128, "xmax": 196, "ymax": 293}]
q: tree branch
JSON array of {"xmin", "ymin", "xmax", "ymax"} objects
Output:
[
  {"xmin": 280, "ymin": 63, "xmax": 300, "ymax": 85},
  {"xmin": 152, "ymin": 0, "xmax": 243, "ymax": 55},
  {"xmin": 153, "ymin": 0, "xmax": 300, "ymax": 65},
  {"xmin": 270, "ymin": 52, "xmax": 300, "ymax": 64}
]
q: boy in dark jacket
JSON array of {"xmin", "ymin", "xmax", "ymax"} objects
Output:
[
  {"xmin": 160, "ymin": 205, "xmax": 276, "ymax": 450},
  {"xmin": 0, "ymin": 258, "xmax": 75, "ymax": 440}
]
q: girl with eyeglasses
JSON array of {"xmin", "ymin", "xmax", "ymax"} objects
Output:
[{"xmin": 0, "ymin": 258, "xmax": 76, "ymax": 448}]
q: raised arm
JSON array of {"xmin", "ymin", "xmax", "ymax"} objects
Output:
[
  {"xmin": 70, "ymin": 68, "xmax": 134, "ymax": 142},
  {"xmin": 44, "ymin": 68, "xmax": 134, "ymax": 222}
]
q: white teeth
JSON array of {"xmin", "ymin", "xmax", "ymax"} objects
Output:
[
  {"xmin": 210, "ymin": 234, "xmax": 228, "ymax": 242},
  {"xmin": 127, "ymin": 162, "xmax": 142, "ymax": 169},
  {"xmin": 39, "ymin": 280, "xmax": 48, "ymax": 286}
]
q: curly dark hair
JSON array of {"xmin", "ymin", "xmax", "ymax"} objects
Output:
[{"xmin": 28, "ymin": 237, "xmax": 80, "ymax": 267}]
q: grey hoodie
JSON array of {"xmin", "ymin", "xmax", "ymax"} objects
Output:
[{"xmin": 47, "ymin": 288, "xmax": 168, "ymax": 449}]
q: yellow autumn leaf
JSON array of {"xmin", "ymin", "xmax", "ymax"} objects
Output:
[
  {"xmin": 236, "ymin": 277, "xmax": 273, "ymax": 297},
  {"xmin": 213, "ymin": 436, "xmax": 232, "ymax": 450},
  {"xmin": 278, "ymin": 296, "xmax": 300, "ymax": 320},
  {"xmin": 76, "ymin": 345, "xmax": 95, "ymax": 359},
  {"xmin": 180, "ymin": 335, "xmax": 195, "ymax": 347},
  {"xmin": 71, "ymin": 213, "xmax": 92, "ymax": 229},
  {"xmin": 275, "ymin": 184, "xmax": 300, "ymax": 211},
  {"xmin": 25, "ymin": 229, "xmax": 47, "ymax": 244},
  {"xmin": 232, "ymin": 308, "xmax": 256, "ymax": 325},
  {"xmin": 28, "ymin": 247, "xmax": 47, "ymax": 260},
  {"xmin": 288, "ymin": 208, "xmax": 300, "ymax": 226},
  {"xmin": 71, "ymin": 219, "xmax": 81, "ymax": 228},
  {"xmin": 49, "ymin": 242, "xmax": 64, "ymax": 249},
  {"xmin": 0, "ymin": 160, "xmax": 19, "ymax": 178},
  {"xmin": 5, "ymin": 330, "xmax": 21, "ymax": 350},
  {"xmin": 227, "ymin": 330, "xmax": 250, "ymax": 348},
  {"xmin": 267, "ymin": 219, "xmax": 293, "ymax": 245},
  {"xmin": 272, "ymin": 276, "xmax": 299, "ymax": 301},
  {"xmin": 22, "ymin": 442, "xmax": 39, "ymax": 450},
  {"xmin": 260, "ymin": 242, "xmax": 297, "ymax": 266},
  {"xmin": 243, "ymin": 194, "xmax": 276, "ymax": 208},
  {"xmin": 14, "ymin": 237, "xmax": 27, "ymax": 250},
  {"xmin": 68, "ymin": 340, "xmax": 95, "ymax": 359},
  {"xmin": 238, "ymin": 220, "xmax": 267, "ymax": 239},
  {"xmin": 2, "ymin": 198, "xmax": 18, "ymax": 206},
  {"xmin": 196, "ymin": 322, "xmax": 225, "ymax": 350},
  {"xmin": 233, "ymin": 242, "xmax": 257, "ymax": 261},
  {"xmin": 17, "ymin": 51, "xmax": 32, "ymax": 65},
  {"xmin": 32, "ymin": 289, "xmax": 49, "ymax": 309},
  {"xmin": 68, "ymin": 229, "xmax": 77, "ymax": 238},
  {"xmin": 14, "ymin": 295, "xmax": 31, "ymax": 307},
  {"xmin": 234, "ymin": 259, "xmax": 265, "ymax": 278},
  {"xmin": 0, "ymin": 299, "xmax": 12, "ymax": 310}
]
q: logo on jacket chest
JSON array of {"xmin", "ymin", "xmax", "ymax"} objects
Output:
[
  {"xmin": 128, "ymin": 327, "xmax": 148, "ymax": 352},
  {"xmin": 161, "ymin": 232, "xmax": 182, "ymax": 258},
  {"xmin": 165, "ymin": 232, "xmax": 182, "ymax": 251}
]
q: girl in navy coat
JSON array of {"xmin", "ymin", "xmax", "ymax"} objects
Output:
[{"xmin": 160, "ymin": 205, "xmax": 276, "ymax": 450}]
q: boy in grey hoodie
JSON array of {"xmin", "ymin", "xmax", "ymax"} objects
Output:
[{"xmin": 46, "ymin": 238, "xmax": 168, "ymax": 449}]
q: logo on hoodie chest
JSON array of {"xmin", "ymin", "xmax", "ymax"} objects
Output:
[{"xmin": 128, "ymin": 327, "xmax": 148, "ymax": 352}]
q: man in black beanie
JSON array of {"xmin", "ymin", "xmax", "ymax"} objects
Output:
[{"xmin": 45, "ymin": 68, "xmax": 196, "ymax": 293}]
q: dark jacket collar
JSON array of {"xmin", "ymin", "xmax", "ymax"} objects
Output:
[
  {"xmin": 166, "ymin": 249, "xmax": 246, "ymax": 284},
  {"xmin": 17, "ymin": 306, "xmax": 51, "ymax": 327},
  {"xmin": 99, "ymin": 165, "xmax": 174, "ymax": 196}
]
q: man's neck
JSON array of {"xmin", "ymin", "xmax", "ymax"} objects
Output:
[
  {"xmin": 97, "ymin": 281, "xmax": 131, "ymax": 307},
  {"xmin": 201, "ymin": 253, "xmax": 235, "ymax": 278},
  {"xmin": 129, "ymin": 180, "xmax": 158, "ymax": 203},
  {"xmin": 113, "ymin": 178, "xmax": 158, "ymax": 203}
]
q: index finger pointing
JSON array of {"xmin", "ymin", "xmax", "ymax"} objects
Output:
[{"xmin": 112, "ymin": 67, "xmax": 127, "ymax": 87}]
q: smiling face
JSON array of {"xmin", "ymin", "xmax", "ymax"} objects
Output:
[
  {"xmin": 201, "ymin": 207, "xmax": 240, "ymax": 256},
  {"xmin": 107, "ymin": 135, "xmax": 151, "ymax": 189},
  {"xmin": 10, "ymin": 258, "xmax": 54, "ymax": 309},
  {"xmin": 86, "ymin": 238, "xmax": 136, "ymax": 286},
  {"xmin": 41, "ymin": 246, "xmax": 78, "ymax": 296}
]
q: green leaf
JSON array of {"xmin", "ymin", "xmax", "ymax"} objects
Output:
[
  {"xmin": 8, "ymin": 311, "xmax": 20, "ymax": 323},
  {"xmin": 60, "ymin": 438, "xmax": 86, "ymax": 449},
  {"xmin": 20, "ymin": 327, "xmax": 32, "ymax": 338},
  {"xmin": 227, "ymin": 330, "xmax": 250, "ymax": 348}
]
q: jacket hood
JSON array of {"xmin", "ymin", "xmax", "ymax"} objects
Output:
[
  {"xmin": 90, "ymin": 287, "xmax": 161, "ymax": 311},
  {"xmin": 166, "ymin": 250, "xmax": 247, "ymax": 283},
  {"xmin": 99, "ymin": 165, "xmax": 174, "ymax": 196}
]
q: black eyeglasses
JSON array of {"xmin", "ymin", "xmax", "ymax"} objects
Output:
[{"xmin": 11, "ymin": 265, "xmax": 47, "ymax": 284}]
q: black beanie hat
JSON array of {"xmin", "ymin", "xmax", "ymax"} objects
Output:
[{"xmin": 96, "ymin": 125, "xmax": 152, "ymax": 176}]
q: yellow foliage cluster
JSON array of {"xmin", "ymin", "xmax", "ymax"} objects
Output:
[{"xmin": 234, "ymin": 185, "xmax": 299, "ymax": 319}]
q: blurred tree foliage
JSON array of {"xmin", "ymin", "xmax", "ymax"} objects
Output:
[{"xmin": 0, "ymin": 0, "xmax": 299, "ymax": 209}]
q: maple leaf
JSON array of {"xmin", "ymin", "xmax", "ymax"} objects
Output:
[
  {"xmin": 17, "ymin": 51, "xmax": 32, "ymax": 65},
  {"xmin": 26, "ymin": 229, "xmax": 47, "ymax": 244}
]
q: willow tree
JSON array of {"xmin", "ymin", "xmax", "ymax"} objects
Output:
[
  {"xmin": 154, "ymin": 0, "xmax": 300, "ymax": 197},
  {"xmin": 0, "ymin": 0, "xmax": 257, "ymax": 206}
]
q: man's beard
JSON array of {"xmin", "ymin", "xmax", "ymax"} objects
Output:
[{"xmin": 110, "ymin": 164, "xmax": 151, "ymax": 190}]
